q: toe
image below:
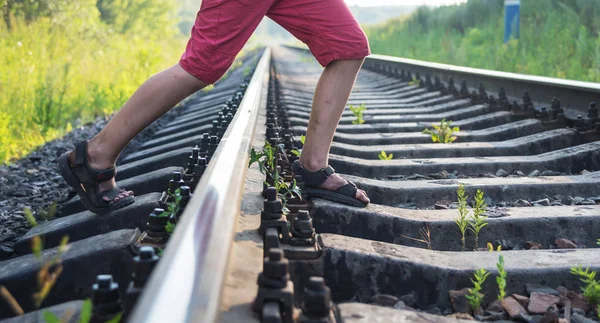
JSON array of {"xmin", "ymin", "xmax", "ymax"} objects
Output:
[{"xmin": 355, "ymin": 189, "xmax": 370, "ymax": 204}]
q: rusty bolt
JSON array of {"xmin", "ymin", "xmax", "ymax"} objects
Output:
[{"xmin": 302, "ymin": 277, "xmax": 331, "ymax": 318}]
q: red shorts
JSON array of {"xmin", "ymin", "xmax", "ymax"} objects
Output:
[{"xmin": 179, "ymin": 0, "xmax": 371, "ymax": 84}]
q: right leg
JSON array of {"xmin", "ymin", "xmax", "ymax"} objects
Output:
[{"xmin": 62, "ymin": 0, "xmax": 274, "ymax": 213}]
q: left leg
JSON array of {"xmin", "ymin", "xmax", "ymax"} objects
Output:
[{"xmin": 268, "ymin": 0, "xmax": 371, "ymax": 205}]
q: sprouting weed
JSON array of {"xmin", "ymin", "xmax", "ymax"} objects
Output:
[
  {"xmin": 32, "ymin": 235, "xmax": 70, "ymax": 308},
  {"xmin": 408, "ymin": 77, "xmax": 421, "ymax": 86},
  {"xmin": 38, "ymin": 202, "xmax": 58, "ymax": 221},
  {"xmin": 496, "ymin": 254, "xmax": 507, "ymax": 301},
  {"xmin": 466, "ymin": 268, "xmax": 490, "ymax": 312},
  {"xmin": 487, "ymin": 242, "xmax": 501, "ymax": 252},
  {"xmin": 422, "ymin": 119, "xmax": 460, "ymax": 143},
  {"xmin": 468, "ymin": 189, "xmax": 488, "ymax": 249},
  {"xmin": 349, "ymin": 104, "xmax": 367, "ymax": 125},
  {"xmin": 455, "ymin": 184, "xmax": 469, "ymax": 250},
  {"xmin": 300, "ymin": 135, "xmax": 306, "ymax": 145},
  {"xmin": 24, "ymin": 207, "xmax": 38, "ymax": 227},
  {"xmin": 250, "ymin": 141, "xmax": 303, "ymax": 213},
  {"xmin": 570, "ymin": 266, "xmax": 600, "ymax": 305},
  {"xmin": 378, "ymin": 150, "xmax": 393, "ymax": 160}
]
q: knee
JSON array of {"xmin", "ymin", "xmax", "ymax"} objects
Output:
[{"xmin": 318, "ymin": 26, "xmax": 370, "ymax": 67}]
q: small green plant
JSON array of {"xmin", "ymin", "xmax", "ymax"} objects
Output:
[
  {"xmin": 23, "ymin": 207, "xmax": 38, "ymax": 227},
  {"xmin": 378, "ymin": 150, "xmax": 393, "ymax": 160},
  {"xmin": 496, "ymin": 254, "xmax": 507, "ymax": 300},
  {"xmin": 570, "ymin": 266, "xmax": 600, "ymax": 306},
  {"xmin": 466, "ymin": 268, "xmax": 490, "ymax": 313},
  {"xmin": 249, "ymin": 142, "xmax": 302, "ymax": 215},
  {"xmin": 455, "ymin": 184, "xmax": 469, "ymax": 250},
  {"xmin": 349, "ymin": 104, "xmax": 367, "ymax": 125},
  {"xmin": 299, "ymin": 135, "xmax": 306, "ymax": 145},
  {"xmin": 408, "ymin": 77, "xmax": 421, "ymax": 86},
  {"xmin": 487, "ymin": 242, "xmax": 501, "ymax": 251},
  {"xmin": 38, "ymin": 202, "xmax": 58, "ymax": 221},
  {"xmin": 468, "ymin": 189, "xmax": 488, "ymax": 249},
  {"xmin": 422, "ymin": 119, "xmax": 460, "ymax": 143}
]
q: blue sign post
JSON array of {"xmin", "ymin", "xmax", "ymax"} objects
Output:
[{"xmin": 504, "ymin": 0, "xmax": 520, "ymax": 43}]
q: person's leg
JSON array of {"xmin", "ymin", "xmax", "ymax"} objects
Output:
[
  {"xmin": 297, "ymin": 59, "xmax": 369, "ymax": 204},
  {"xmin": 268, "ymin": 0, "xmax": 371, "ymax": 204},
  {"xmin": 69, "ymin": 64, "xmax": 206, "ymax": 195},
  {"xmin": 62, "ymin": 0, "xmax": 275, "ymax": 212}
]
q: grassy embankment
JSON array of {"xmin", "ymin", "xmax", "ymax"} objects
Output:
[{"xmin": 365, "ymin": 0, "xmax": 600, "ymax": 82}]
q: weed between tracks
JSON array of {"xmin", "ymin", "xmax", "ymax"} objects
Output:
[
  {"xmin": 249, "ymin": 142, "xmax": 302, "ymax": 214},
  {"xmin": 422, "ymin": 119, "xmax": 459, "ymax": 144},
  {"xmin": 466, "ymin": 268, "xmax": 490, "ymax": 314},
  {"xmin": 349, "ymin": 104, "xmax": 367, "ymax": 125}
]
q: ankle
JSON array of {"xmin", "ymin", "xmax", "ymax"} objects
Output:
[
  {"xmin": 299, "ymin": 157, "xmax": 327, "ymax": 172},
  {"xmin": 86, "ymin": 140, "xmax": 116, "ymax": 169}
]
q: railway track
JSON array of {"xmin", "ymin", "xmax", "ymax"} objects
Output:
[{"xmin": 1, "ymin": 45, "xmax": 600, "ymax": 323}]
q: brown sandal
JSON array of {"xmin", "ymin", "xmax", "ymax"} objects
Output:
[{"xmin": 58, "ymin": 141, "xmax": 135, "ymax": 214}]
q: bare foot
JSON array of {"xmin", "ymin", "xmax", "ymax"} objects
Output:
[{"xmin": 67, "ymin": 148, "xmax": 133, "ymax": 202}]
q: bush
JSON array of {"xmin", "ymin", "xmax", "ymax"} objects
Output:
[
  {"xmin": 365, "ymin": 0, "xmax": 600, "ymax": 82},
  {"xmin": 0, "ymin": 0, "xmax": 183, "ymax": 162}
]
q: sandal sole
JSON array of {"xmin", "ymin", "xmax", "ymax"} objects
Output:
[
  {"xmin": 58, "ymin": 153, "xmax": 135, "ymax": 215},
  {"xmin": 305, "ymin": 187, "xmax": 368, "ymax": 208}
]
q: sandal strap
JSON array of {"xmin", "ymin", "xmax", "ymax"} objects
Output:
[
  {"xmin": 292, "ymin": 160, "xmax": 335, "ymax": 188},
  {"xmin": 102, "ymin": 188, "xmax": 123, "ymax": 201},
  {"xmin": 335, "ymin": 183, "xmax": 358, "ymax": 198},
  {"xmin": 73, "ymin": 141, "xmax": 116, "ymax": 184}
]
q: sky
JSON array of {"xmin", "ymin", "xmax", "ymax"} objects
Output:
[{"xmin": 345, "ymin": 0, "xmax": 467, "ymax": 6}]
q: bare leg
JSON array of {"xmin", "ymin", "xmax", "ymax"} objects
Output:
[
  {"xmin": 68, "ymin": 63, "xmax": 206, "ymax": 195},
  {"xmin": 298, "ymin": 58, "xmax": 370, "ymax": 204}
]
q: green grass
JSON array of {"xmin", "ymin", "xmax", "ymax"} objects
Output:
[
  {"xmin": 365, "ymin": 0, "xmax": 600, "ymax": 82},
  {"xmin": 0, "ymin": 3, "xmax": 183, "ymax": 163}
]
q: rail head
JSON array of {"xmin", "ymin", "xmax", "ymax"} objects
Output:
[
  {"xmin": 364, "ymin": 54, "xmax": 600, "ymax": 118},
  {"xmin": 283, "ymin": 44, "xmax": 599, "ymax": 117},
  {"xmin": 129, "ymin": 48, "xmax": 271, "ymax": 323}
]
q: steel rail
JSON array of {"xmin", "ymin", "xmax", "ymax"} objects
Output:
[
  {"xmin": 365, "ymin": 54, "xmax": 600, "ymax": 117},
  {"xmin": 284, "ymin": 45, "xmax": 599, "ymax": 117},
  {"xmin": 129, "ymin": 48, "xmax": 271, "ymax": 323}
]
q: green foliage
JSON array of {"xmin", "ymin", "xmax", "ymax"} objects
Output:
[
  {"xmin": 466, "ymin": 268, "xmax": 490, "ymax": 312},
  {"xmin": 38, "ymin": 202, "xmax": 57, "ymax": 221},
  {"xmin": 378, "ymin": 150, "xmax": 393, "ymax": 160},
  {"xmin": 79, "ymin": 298, "xmax": 92, "ymax": 323},
  {"xmin": 300, "ymin": 135, "xmax": 306, "ymax": 145},
  {"xmin": 24, "ymin": 207, "xmax": 38, "ymax": 227},
  {"xmin": 422, "ymin": 119, "xmax": 459, "ymax": 144},
  {"xmin": 570, "ymin": 266, "xmax": 600, "ymax": 305},
  {"xmin": 365, "ymin": 0, "xmax": 600, "ymax": 83},
  {"xmin": 165, "ymin": 222, "xmax": 175, "ymax": 234},
  {"xmin": 349, "ymin": 104, "xmax": 367, "ymax": 125},
  {"xmin": 496, "ymin": 254, "xmax": 507, "ymax": 301},
  {"xmin": 105, "ymin": 312, "xmax": 122, "ymax": 323},
  {"xmin": 408, "ymin": 77, "xmax": 421, "ymax": 86},
  {"xmin": 455, "ymin": 184, "xmax": 469, "ymax": 250},
  {"xmin": 1, "ymin": 1, "xmax": 183, "ymax": 163},
  {"xmin": 487, "ymin": 242, "xmax": 501, "ymax": 252},
  {"xmin": 468, "ymin": 189, "xmax": 488, "ymax": 249},
  {"xmin": 249, "ymin": 142, "xmax": 303, "ymax": 215},
  {"xmin": 43, "ymin": 311, "xmax": 60, "ymax": 323},
  {"xmin": 160, "ymin": 188, "xmax": 182, "ymax": 218}
]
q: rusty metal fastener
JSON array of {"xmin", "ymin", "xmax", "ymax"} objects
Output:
[
  {"xmin": 91, "ymin": 275, "xmax": 122, "ymax": 323},
  {"xmin": 253, "ymin": 249, "xmax": 294, "ymax": 323},
  {"xmin": 588, "ymin": 102, "xmax": 598, "ymax": 119},
  {"xmin": 299, "ymin": 277, "xmax": 332, "ymax": 322},
  {"xmin": 290, "ymin": 210, "xmax": 315, "ymax": 244}
]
